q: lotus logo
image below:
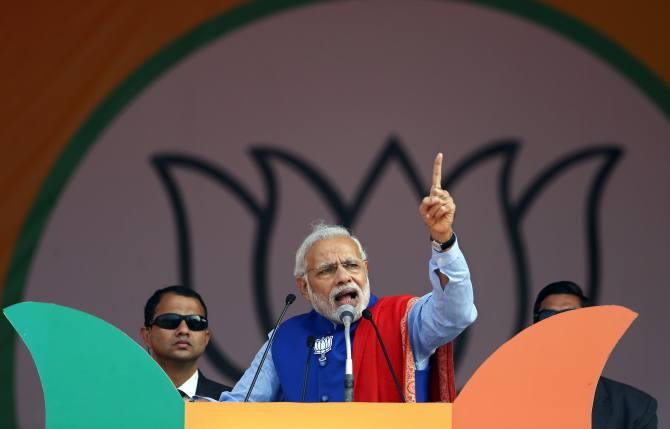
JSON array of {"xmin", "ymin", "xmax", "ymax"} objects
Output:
[{"xmin": 150, "ymin": 136, "xmax": 622, "ymax": 381}]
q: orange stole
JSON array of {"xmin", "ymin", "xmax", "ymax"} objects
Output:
[{"xmin": 352, "ymin": 296, "xmax": 456, "ymax": 402}]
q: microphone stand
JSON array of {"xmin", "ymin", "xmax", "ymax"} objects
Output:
[
  {"xmin": 337, "ymin": 305, "xmax": 355, "ymax": 402},
  {"xmin": 244, "ymin": 294, "xmax": 296, "ymax": 402},
  {"xmin": 362, "ymin": 309, "xmax": 405, "ymax": 402},
  {"xmin": 343, "ymin": 318, "xmax": 354, "ymax": 402},
  {"xmin": 301, "ymin": 336, "xmax": 316, "ymax": 402}
]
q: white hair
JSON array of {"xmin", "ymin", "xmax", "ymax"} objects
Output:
[{"xmin": 293, "ymin": 222, "xmax": 367, "ymax": 277}]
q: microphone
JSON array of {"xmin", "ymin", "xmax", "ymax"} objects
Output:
[
  {"xmin": 300, "ymin": 335, "xmax": 316, "ymax": 402},
  {"xmin": 362, "ymin": 309, "xmax": 406, "ymax": 402},
  {"xmin": 336, "ymin": 304, "xmax": 355, "ymax": 402},
  {"xmin": 337, "ymin": 305, "xmax": 354, "ymax": 325},
  {"xmin": 244, "ymin": 293, "xmax": 296, "ymax": 402}
]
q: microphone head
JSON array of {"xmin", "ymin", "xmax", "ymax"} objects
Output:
[
  {"xmin": 336, "ymin": 304, "xmax": 355, "ymax": 324},
  {"xmin": 362, "ymin": 309, "xmax": 372, "ymax": 320},
  {"xmin": 286, "ymin": 294, "xmax": 296, "ymax": 305},
  {"xmin": 307, "ymin": 335, "xmax": 316, "ymax": 348}
]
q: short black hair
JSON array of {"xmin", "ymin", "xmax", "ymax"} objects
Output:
[
  {"xmin": 144, "ymin": 285, "xmax": 208, "ymax": 327},
  {"xmin": 533, "ymin": 280, "xmax": 590, "ymax": 320}
]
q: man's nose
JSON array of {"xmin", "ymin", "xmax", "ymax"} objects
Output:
[
  {"xmin": 175, "ymin": 320, "xmax": 190, "ymax": 335},
  {"xmin": 333, "ymin": 262, "xmax": 352, "ymax": 284}
]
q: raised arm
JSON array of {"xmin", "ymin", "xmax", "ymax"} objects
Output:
[
  {"xmin": 410, "ymin": 153, "xmax": 477, "ymax": 366},
  {"xmin": 419, "ymin": 153, "xmax": 456, "ymax": 286}
]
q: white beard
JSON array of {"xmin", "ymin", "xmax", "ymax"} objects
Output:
[{"xmin": 306, "ymin": 277, "xmax": 371, "ymax": 324}]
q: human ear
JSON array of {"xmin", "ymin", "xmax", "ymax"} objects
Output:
[{"xmin": 296, "ymin": 276, "xmax": 309, "ymax": 300}]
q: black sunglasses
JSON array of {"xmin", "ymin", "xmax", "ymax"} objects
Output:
[
  {"xmin": 533, "ymin": 307, "xmax": 577, "ymax": 323},
  {"xmin": 150, "ymin": 313, "xmax": 208, "ymax": 331}
]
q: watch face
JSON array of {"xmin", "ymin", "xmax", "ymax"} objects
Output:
[{"xmin": 431, "ymin": 240, "xmax": 444, "ymax": 252}]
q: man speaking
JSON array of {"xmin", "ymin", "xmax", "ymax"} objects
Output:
[{"xmin": 221, "ymin": 153, "xmax": 476, "ymax": 402}]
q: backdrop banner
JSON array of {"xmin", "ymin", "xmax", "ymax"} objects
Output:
[{"xmin": 1, "ymin": 1, "xmax": 668, "ymax": 428}]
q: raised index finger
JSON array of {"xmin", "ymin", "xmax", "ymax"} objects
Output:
[{"xmin": 431, "ymin": 152, "xmax": 443, "ymax": 190}]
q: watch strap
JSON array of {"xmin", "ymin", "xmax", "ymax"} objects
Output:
[{"xmin": 431, "ymin": 232, "xmax": 456, "ymax": 252}]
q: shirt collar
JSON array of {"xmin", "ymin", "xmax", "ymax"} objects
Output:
[{"xmin": 177, "ymin": 369, "xmax": 199, "ymax": 398}]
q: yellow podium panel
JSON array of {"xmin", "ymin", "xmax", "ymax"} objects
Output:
[{"xmin": 185, "ymin": 402, "xmax": 452, "ymax": 429}]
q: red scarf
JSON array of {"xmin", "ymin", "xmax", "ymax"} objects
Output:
[{"xmin": 352, "ymin": 295, "xmax": 456, "ymax": 402}]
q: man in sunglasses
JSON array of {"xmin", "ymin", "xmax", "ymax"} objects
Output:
[
  {"xmin": 533, "ymin": 281, "xmax": 657, "ymax": 429},
  {"xmin": 221, "ymin": 153, "xmax": 477, "ymax": 402},
  {"xmin": 141, "ymin": 285, "xmax": 230, "ymax": 400}
]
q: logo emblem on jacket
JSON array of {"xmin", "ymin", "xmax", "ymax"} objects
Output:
[{"xmin": 314, "ymin": 335, "xmax": 333, "ymax": 365}]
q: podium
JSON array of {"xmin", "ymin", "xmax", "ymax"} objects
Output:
[
  {"xmin": 185, "ymin": 402, "xmax": 451, "ymax": 429},
  {"xmin": 4, "ymin": 302, "xmax": 635, "ymax": 429}
]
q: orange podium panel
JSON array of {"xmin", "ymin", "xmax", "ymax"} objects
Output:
[{"xmin": 186, "ymin": 402, "xmax": 452, "ymax": 429}]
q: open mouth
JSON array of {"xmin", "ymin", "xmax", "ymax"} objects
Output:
[{"xmin": 334, "ymin": 288, "xmax": 359, "ymax": 306}]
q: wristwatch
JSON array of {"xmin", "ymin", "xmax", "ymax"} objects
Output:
[{"xmin": 431, "ymin": 232, "xmax": 456, "ymax": 252}]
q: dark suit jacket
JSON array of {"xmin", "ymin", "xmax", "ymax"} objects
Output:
[
  {"xmin": 195, "ymin": 370, "xmax": 231, "ymax": 400},
  {"xmin": 593, "ymin": 377, "xmax": 657, "ymax": 429}
]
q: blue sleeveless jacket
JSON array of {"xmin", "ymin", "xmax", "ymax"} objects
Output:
[{"xmin": 271, "ymin": 295, "xmax": 430, "ymax": 402}]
